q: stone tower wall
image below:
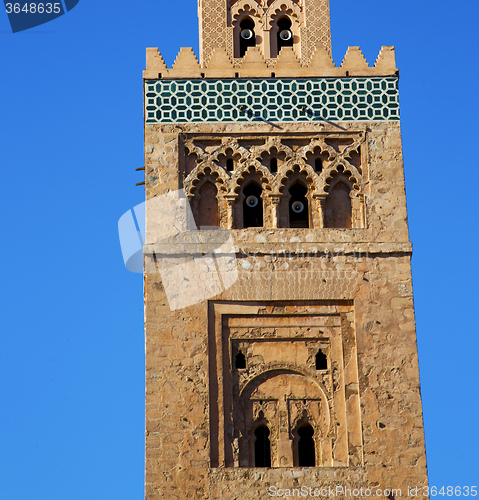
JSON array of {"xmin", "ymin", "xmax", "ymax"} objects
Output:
[
  {"xmin": 143, "ymin": 120, "xmax": 428, "ymax": 499},
  {"xmin": 143, "ymin": 1, "xmax": 428, "ymax": 498}
]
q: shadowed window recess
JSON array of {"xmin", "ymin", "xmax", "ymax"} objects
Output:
[
  {"xmin": 315, "ymin": 350, "xmax": 328, "ymax": 370},
  {"xmin": 240, "ymin": 18, "xmax": 256, "ymax": 57},
  {"xmin": 235, "ymin": 350, "xmax": 246, "ymax": 369},
  {"xmin": 298, "ymin": 424, "xmax": 315, "ymax": 467},
  {"xmin": 277, "ymin": 17, "xmax": 294, "ymax": 52}
]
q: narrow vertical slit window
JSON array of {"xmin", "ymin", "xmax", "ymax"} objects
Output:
[{"xmin": 270, "ymin": 158, "xmax": 278, "ymax": 173}]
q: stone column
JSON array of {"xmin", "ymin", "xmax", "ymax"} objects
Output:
[
  {"xmin": 313, "ymin": 194, "xmax": 327, "ymax": 228},
  {"xmin": 224, "ymin": 194, "xmax": 237, "ymax": 229},
  {"xmin": 269, "ymin": 194, "xmax": 282, "ymax": 228}
]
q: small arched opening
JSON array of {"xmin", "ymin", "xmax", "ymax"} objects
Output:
[
  {"xmin": 289, "ymin": 182, "xmax": 309, "ymax": 228},
  {"xmin": 226, "ymin": 158, "xmax": 234, "ymax": 172},
  {"xmin": 324, "ymin": 181, "xmax": 352, "ymax": 228},
  {"xmin": 239, "ymin": 18, "xmax": 256, "ymax": 57},
  {"xmin": 298, "ymin": 424, "xmax": 315, "ymax": 467},
  {"xmin": 243, "ymin": 183, "xmax": 263, "ymax": 228},
  {"xmin": 254, "ymin": 424, "xmax": 271, "ymax": 467},
  {"xmin": 235, "ymin": 350, "xmax": 246, "ymax": 369},
  {"xmin": 315, "ymin": 350, "xmax": 327, "ymax": 370},
  {"xmin": 315, "ymin": 158, "xmax": 323, "ymax": 173},
  {"xmin": 277, "ymin": 16, "xmax": 293, "ymax": 53}
]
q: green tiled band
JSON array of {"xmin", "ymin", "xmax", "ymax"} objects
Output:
[{"xmin": 145, "ymin": 77, "xmax": 400, "ymax": 124}]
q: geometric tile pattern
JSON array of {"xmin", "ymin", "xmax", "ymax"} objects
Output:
[{"xmin": 145, "ymin": 78, "xmax": 400, "ymax": 124}]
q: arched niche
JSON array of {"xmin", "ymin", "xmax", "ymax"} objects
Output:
[
  {"xmin": 196, "ymin": 181, "xmax": 219, "ymax": 228},
  {"xmin": 237, "ymin": 369, "xmax": 330, "ymax": 467},
  {"xmin": 324, "ymin": 181, "xmax": 352, "ymax": 228}
]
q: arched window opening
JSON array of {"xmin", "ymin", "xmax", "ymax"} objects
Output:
[
  {"xmin": 298, "ymin": 424, "xmax": 315, "ymax": 467},
  {"xmin": 315, "ymin": 350, "xmax": 327, "ymax": 370},
  {"xmin": 270, "ymin": 158, "xmax": 278, "ymax": 173},
  {"xmin": 243, "ymin": 183, "xmax": 263, "ymax": 228},
  {"xmin": 240, "ymin": 18, "xmax": 256, "ymax": 57},
  {"xmin": 235, "ymin": 350, "xmax": 246, "ymax": 369},
  {"xmin": 324, "ymin": 182, "xmax": 352, "ymax": 228},
  {"xmin": 288, "ymin": 183, "xmax": 309, "ymax": 228},
  {"xmin": 197, "ymin": 182, "xmax": 219, "ymax": 228},
  {"xmin": 277, "ymin": 17, "xmax": 293, "ymax": 53},
  {"xmin": 254, "ymin": 425, "xmax": 271, "ymax": 467},
  {"xmin": 226, "ymin": 158, "xmax": 234, "ymax": 172},
  {"xmin": 315, "ymin": 158, "xmax": 323, "ymax": 173}
]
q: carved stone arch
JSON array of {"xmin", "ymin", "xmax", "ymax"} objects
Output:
[
  {"xmin": 299, "ymin": 138, "xmax": 337, "ymax": 164},
  {"xmin": 232, "ymin": 7, "xmax": 265, "ymax": 58},
  {"xmin": 273, "ymin": 163, "xmax": 316, "ymax": 228},
  {"xmin": 253, "ymin": 139, "xmax": 294, "ymax": 162},
  {"xmin": 274, "ymin": 160, "xmax": 319, "ymax": 193},
  {"xmin": 239, "ymin": 364, "xmax": 330, "ymax": 406},
  {"xmin": 267, "ymin": 2, "xmax": 303, "ymax": 59},
  {"xmin": 231, "ymin": 161, "xmax": 274, "ymax": 194},
  {"xmin": 291, "ymin": 409, "xmax": 321, "ymax": 467},
  {"xmin": 231, "ymin": 2, "xmax": 264, "ymax": 27},
  {"xmin": 239, "ymin": 367, "xmax": 331, "ymax": 440},
  {"xmin": 321, "ymin": 160, "xmax": 363, "ymax": 195},
  {"xmin": 212, "ymin": 142, "xmax": 250, "ymax": 168},
  {"xmin": 185, "ymin": 161, "xmax": 229, "ymax": 197},
  {"xmin": 266, "ymin": 1, "xmax": 302, "ymax": 28},
  {"xmin": 322, "ymin": 162, "xmax": 365, "ymax": 229},
  {"xmin": 291, "ymin": 408, "xmax": 320, "ymax": 437}
]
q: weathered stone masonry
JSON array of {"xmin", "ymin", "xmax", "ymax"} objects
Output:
[{"xmin": 143, "ymin": 1, "xmax": 428, "ymax": 499}]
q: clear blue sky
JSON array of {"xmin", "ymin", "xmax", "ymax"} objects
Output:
[{"xmin": 0, "ymin": 1, "xmax": 477, "ymax": 498}]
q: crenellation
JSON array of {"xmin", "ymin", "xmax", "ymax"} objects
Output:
[{"xmin": 144, "ymin": 45, "xmax": 397, "ymax": 79}]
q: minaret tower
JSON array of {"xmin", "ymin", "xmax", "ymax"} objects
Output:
[{"xmin": 143, "ymin": 1, "xmax": 428, "ymax": 499}]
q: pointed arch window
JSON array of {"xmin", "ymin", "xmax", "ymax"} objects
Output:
[
  {"xmin": 324, "ymin": 181, "xmax": 352, "ymax": 228},
  {"xmin": 239, "ymin": 18, "xmax": 256, "ymax": 57},
  {"xmin": 197, "ymin": 182, "xmax": 219, "ymax": 228},
  {"xmin": 277, "ymin": 16, "xmax": 293, "ymax": 53}
]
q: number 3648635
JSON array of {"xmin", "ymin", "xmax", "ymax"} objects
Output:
[{"xmin": 5, "ymin": 3, "xmax": 61, "ymax": 14}]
